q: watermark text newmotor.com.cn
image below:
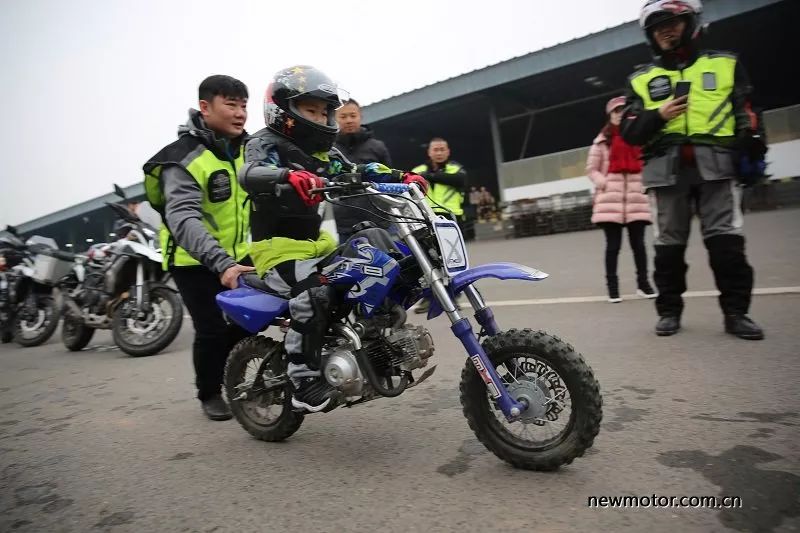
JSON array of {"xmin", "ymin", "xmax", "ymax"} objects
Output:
[{"xmin": 587, "ymin": 495, "xmax": 742, "ymax": 509}]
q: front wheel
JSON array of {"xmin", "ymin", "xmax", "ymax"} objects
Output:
[
  {"xmin": 112, "ymin": 287, "xmax": 183, "ymax": 357},
  {"xmin": 460, "ymin": 329, "xmax": 602, "ymax": 471},
  {"xmin": 62, "ymin": 313, "xmax": 95, "ymax": 351},
  {"xmin": 224, "ymin": 336, "xmax": 303, "ymax": 442},
  {"xmin": 15, "ymin": 295, "xmax": 60, "ymax": 347}
]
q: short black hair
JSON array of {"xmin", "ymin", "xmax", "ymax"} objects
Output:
[
  {"xmin": 198, "ymin": 75, "xmax": 248, "ymax": 102},
  {"xmin": 428, "ymin": 137, "xmax": 448, "ymax": 145},
  {"xmin": 342, "ymin": 98, "xmax": 360, "ymax": 108}
]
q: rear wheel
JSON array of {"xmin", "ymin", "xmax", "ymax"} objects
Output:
[
  {"xmin": 460, "ymin": 329, "xmax": 602, "ymax": 471},
  {"xmin": 62, "ymin": 313, "xmax": 95, "ymax": 351},
  {"xmin": 224, "ymin": 336, "xmax": 303, "ymax": 442}
]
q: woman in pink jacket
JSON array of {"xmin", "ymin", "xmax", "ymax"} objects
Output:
[{"xmin": 588, "ymin": 96, "xmax": 656, "ymax": 303}]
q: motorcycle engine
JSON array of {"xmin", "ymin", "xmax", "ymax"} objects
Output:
[
  {"xmin": 322, "ymin": 324, "xmax": 434, "ymax": 401},
  {"xmin": 323, "ymin": 342, "xmax": 365, "ymax": 398},
  {"xmin": 367, "ymin": 324, "xmax": 435, "ymax": 372},
  {"xmin": 79, "ymin": 268, "xmax": 109, "ymax": 314}
]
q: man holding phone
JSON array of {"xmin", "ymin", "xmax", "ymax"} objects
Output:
[{"xmin": 621, "ymin": 0, "xmax": 766, "ymax": 340}]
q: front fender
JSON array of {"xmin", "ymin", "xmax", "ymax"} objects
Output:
[
  {"xmin": 425, "ymin": 262, "xmax": 548, "ymax": 319},
  {"xmin": 145, "ymin": 281, "xmax": 178, "ymax": 294},
  {"xmin": 450, "ymin": 262, "xmax": 548, "ymax": 293},
  {"xmin": 113, "ymin": 240, "xmax": 163, "ymax": 263}
]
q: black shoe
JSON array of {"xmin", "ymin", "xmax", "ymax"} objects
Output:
[
  {"xmin": 606, "ymin": 275, "xmax": 621, "ymax": 303},
  {"xmin": 636, "ymin": 280, "xmax": 657, "ymax": 299},
  {"xmin": 291, "ymin": 377, "xmax": 337, "ymax": 413},
  {"xmin": 608, "ymin": 287, "xmax": 622, "ymax": 303},
  {"xmin": 201, "ymin": 394, "xmax": 232, "ymax": 421},
  {"xmin": 655, "ymin": 316, "xmax": 680, "ymax": 336},
  {"xmin": 724, "ymin": 315, "xmax": 764, "ymax": 340}
]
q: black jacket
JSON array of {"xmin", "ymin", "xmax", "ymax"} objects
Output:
[
  {"xmin": 332, "ymin": 126, "xmax": 393, "ymax": 235},
  {"xmin": 334, "ymin": 126, "xmax": 392, "ymax": 167}
]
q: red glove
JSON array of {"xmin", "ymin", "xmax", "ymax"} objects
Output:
[
  {"xmin": 402, "ymin": 172, "xmax": 428, "ymax": 194},
  {"xmin": 287, "ymin": 170, "xmax": 326, "ymax": 206}
]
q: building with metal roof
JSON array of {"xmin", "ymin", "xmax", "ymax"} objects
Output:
[{"xmin": 17, "ymin": 0, "xmax": 798, "ymax": 248}]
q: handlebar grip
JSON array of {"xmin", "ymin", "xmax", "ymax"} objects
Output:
[{"xmin": 374, "ymin": 183, "xmax": 410, "ymax": 194}]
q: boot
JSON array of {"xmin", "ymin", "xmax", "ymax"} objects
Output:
[
  {"xmin": 653, "ymin": 245, "xmax": 688, "ymax": 318},
  {"xmin": 705, "ymin": 234, "xmax": 754, "ymax": 324}
]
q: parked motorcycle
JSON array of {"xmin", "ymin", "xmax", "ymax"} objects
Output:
[
  {"xmin": 59, "ymin": 193, "xmax": 182, "ymax": 356},
  {"xmin": 218, "ymin": 178, "xmax": 602, "ymax": 471},
  {"xmin": 0, "ymin": 227, "xmax": 65, "ymax": 347}
]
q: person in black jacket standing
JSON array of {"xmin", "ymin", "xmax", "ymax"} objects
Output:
[{"xmin": 332, "ymin": 99, "xmax": 393, "ymax": 241}]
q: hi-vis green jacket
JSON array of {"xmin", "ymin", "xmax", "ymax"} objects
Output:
[
  {"xmin": 143, "ymin": 110, "xmax": 250, "ymax": 273},
  {"xmin": 621, "ymin": 49, "xmax": 764, "ymax": 188},
  {"xmin": 411, "ymin": 161, "xmax": 467, "ymax": 216}
]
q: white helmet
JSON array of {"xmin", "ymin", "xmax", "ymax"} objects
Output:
[{"xmin": 639, "ymin": 0, "xmax": 703, "ymax": 53}]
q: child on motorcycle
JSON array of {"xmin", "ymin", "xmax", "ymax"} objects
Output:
[{"xmin": 237, "ymin": 65, "xmax": 427, "ymax": 412}]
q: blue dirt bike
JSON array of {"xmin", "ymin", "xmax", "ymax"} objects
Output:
[{"xmin": 218, "ymin": 178, "xmax": 602, "ymax": 470}]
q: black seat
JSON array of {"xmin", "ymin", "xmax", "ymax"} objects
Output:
[
  {"xmin": 240, "ymin": 273, "xmax": 283, "ymax": 296},
  {"xmin": 36, "ymin": 247, "xmax": 78, "ymax": 261}
]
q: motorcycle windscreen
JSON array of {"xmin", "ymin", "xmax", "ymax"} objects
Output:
[
  {"xmin": 215, "ymin": 288, "xmax": 289, "ymax": 334},
  {"xmin": 322, "ymin": 240, "xmax": 400, "ymax": 317}
]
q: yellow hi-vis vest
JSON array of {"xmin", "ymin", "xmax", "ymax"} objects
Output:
[
  {"xmin": 629, "ymin": 53, "xmax": 737, "ymax": 143},
  {"xmin": 144, "ymin": 142, "xmax": 250, "ymax": 269},
  {"xmin": 412, "ymin": 162, "xmax": 464, "ymax": 216}
]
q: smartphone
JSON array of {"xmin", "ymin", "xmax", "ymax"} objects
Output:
[{"xmin": 674, "ymin": 80, "xmax": 691, "ymax": 99}]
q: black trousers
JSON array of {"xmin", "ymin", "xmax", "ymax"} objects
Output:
[
  {"xmin": 598, "ymin": 221, "xmax": 649, "ymax": 285},
  {"xmin": 171, "ymin": 263, "xmax": 251, "ymax": 401}
]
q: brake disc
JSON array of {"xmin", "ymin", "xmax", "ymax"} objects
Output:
[{"xmin": 507, "ymin": 378, "xmax": 551, "ymax": 422}]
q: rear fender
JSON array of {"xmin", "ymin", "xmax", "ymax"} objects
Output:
[{"xmin": 215, "ymin": 287, "xmax": 289, "ymax": 334}]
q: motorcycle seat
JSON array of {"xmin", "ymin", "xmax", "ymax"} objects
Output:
[
  {"xmin": 38, "ymin": 248, "xmax": 78, "ymax": 262},
  {"xmin": 240, "ymin": 273, "xmax": 284, "ymax": 297}
]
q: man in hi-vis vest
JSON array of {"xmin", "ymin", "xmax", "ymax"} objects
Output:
[
  {"xmin": 621, "ymin": 0, "xmax": 766, "ymax": 340},
  {"xmin": 143, "ymin": 75, "xmax": 255, "ymax": 420},
  {"xmin": 413, "ymin": 137, "xmax": 467, "ymax": 222}
]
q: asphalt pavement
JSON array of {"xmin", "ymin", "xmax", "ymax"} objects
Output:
[{"xmin": 1, "ymin": 208, "xmax": 798, "ymax": 533}]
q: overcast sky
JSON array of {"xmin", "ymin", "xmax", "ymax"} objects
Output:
[{"xmin": 0, "ymin": 0, "xmax": 644, "ymax": 227}]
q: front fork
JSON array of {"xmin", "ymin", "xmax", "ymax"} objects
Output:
[
  {"xmin": 450, "ymin": 285, "xmax": 524, "ymax": 421},
  {"xmin": 132, "ymin": 262, "xmax": 151, "ymax": 316},
  {"xmin": 403, "ymin": 233, "xmax": 523, "ymax": 420}
]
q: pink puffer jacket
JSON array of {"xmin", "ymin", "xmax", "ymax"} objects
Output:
[{"xmin": 587, "ymin": 133, "xmax": 651, "ymax": 225}]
